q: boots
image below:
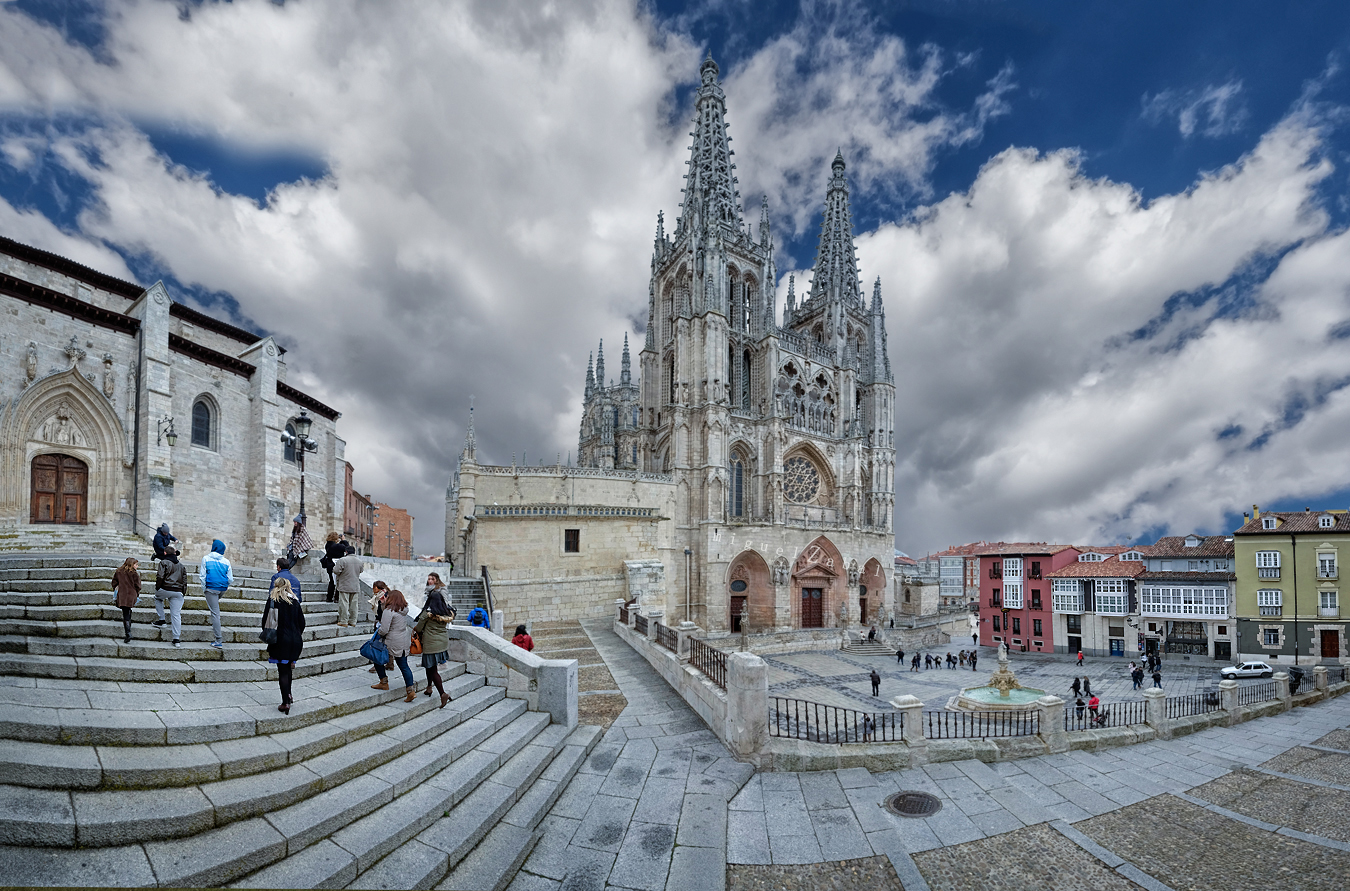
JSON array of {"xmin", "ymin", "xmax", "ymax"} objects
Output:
[
  {"xmin": 440, "ymin": 692, "xmax": 452, "ymax": 709},
  {"xmin": 370, "ymin": 680, "xmax": 389, "ymax": 691},
  {"xmin": 404, "ymin": 686, "xmax": 416, "ymax": 702}
]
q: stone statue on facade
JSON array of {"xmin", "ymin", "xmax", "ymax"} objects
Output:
[{"xmin": 25, "ymin": 342, "xmax": 37, "ymax": 386}]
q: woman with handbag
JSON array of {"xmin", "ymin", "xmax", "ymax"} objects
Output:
[
  {"xmin": 262, "ymin": 577, "xmax": 306, "ymax": 714},
  {"xmin": 112, "ymin": 557, "xmax": 142, "ymax": 644},
  {"xmin": 371, "ymin": 589, "xmax": 417, "ymax": 700},
  {"xmin": 416, "ymin": 574, "xmax": 456, "ymax": 708}
]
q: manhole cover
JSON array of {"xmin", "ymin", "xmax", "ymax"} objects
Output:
[{"xmin": 884, "ymin": 791, "xmax": 943, "ymax": 818}]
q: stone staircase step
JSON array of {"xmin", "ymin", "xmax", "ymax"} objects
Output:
[
  {"xmin": 436, "ymin": 823, "xmax": 537, "ymax": 891},
  {"xmin": 9, "ymin": 628, "xmax": 369, "ymax": 665}
]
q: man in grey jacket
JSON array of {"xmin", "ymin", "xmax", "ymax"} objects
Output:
[{"xmin": 333, "ymin": 544, "xmax": 364, "ymax": 627}]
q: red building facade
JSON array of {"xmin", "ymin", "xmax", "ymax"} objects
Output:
[{"xmin": 977, "ymin": 543, "xmax": 1080, "ymax": 654}]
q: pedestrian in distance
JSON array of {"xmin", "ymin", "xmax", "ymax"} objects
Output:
[
  {"xmin": 969, "ymin": 652, "xmax": 978, "ymax": 671},
  {"xmin": 946, "ymin": 652, "xmax": 956, "ymax": 669},
  {"xmin": 112, "ymin": 557, "xmax": 141, "ymax": 644},
  {"xmin": 467, "ymin": 602, "xmax": 492, "ymax": 633},
  {"xmin": 1075, "ymin": 697, "xmax": 1086, "ymax": 721},
  {"xmin": 924, "ymin": 653, "xmax": 933, "ymax": 670},
  {"xmin": 332, "ymin": 544, "xmax": 364, "ymax": 627},
  {"xmin": 263, "ymin": 577, "xmax": 306, "ymax": 714},
  {"xmin": 867, "ymin": 625, "xmax": 877, "ymax": 642},
  {"xmin": 199, "ymin": 540, "xmax": 232, "ymax": 649},
  {"xmin": 372, "ymin": 589, "xmax": 416, "ymax": 700},
  {"xmin": 1152, "ymin": 669, "xmax": 1163, "ymax": 688},
  {"xmin": 321, "ymin": 532, "xmax": 344, "ymax": 603},
  {"xmin": 154, "ymin": 547, "xmax": 187, "ymax": 648},
  {"xmin": 870, "ymin": 668, "xmax": 881, "ymax": 696},
  {"xmin": 512, "ymin": 624, "xmax": 534, "ymax": 652},
  {"xmin": 271, "ymin": 558, "xmax": 303, "ymax": 603},
  {"xmin": 862, "ymin": 714, "xmax": 875, "ymax": 742},
  {"xmin": 416, "ymin": 581, "xmax": 456, "ymax": 708},
  {"xmin": 1077, "ymin": 650, "xmax": 1084, "ymax": 667},
  {"xmin": 1083, "ymin": 676, "xmax": 1092, "ymax": 698},
  {"xmin": 910, "ymin": 653, "xmax": 920, "ymax": 672},
  {"xmin": 972, "ymin": 633, "xmax": 977, "ymax": 647},
  {"xmin": 1132, "ymin": 667, "xmax": 1144, "ymax": 690},
  {"xmin": 959, "ymin": 651, "xmax": 967, "ymax": 667},
  {"xmin": 1088, "ymin": 693, "xmax": 1100, "ymax": 721},
  {"xmin": 896, "ymin": 647, "xmax": 905, "ymax": 664},
  {"xmin": 1071, "ymin": 677, "xmax": 1082, "ymax": 698},
  {"xmin": 152, "ymin": 523, "xmax": 177, "ymax": 560}
]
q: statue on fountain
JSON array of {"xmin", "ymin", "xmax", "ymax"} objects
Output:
[{"xmin": 987, "ymin": 642, "xmax": 1023, "ymax": 698}]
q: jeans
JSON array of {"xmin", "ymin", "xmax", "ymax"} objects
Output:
[
  {"xmin": 204, "ymin": 588, "xmax": 225, "ymax": 645},
  {"xmin": 375, "ymin": 654, "xmax": 415, "ymax": 688},
  {"xmin": 337, "ymin": 590, "xmax": 360, "ymax": 625},
  {"xmin": 154, "ymin": 589, "xmax": 184, "ymax": 640}
]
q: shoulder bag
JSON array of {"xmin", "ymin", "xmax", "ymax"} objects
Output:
[
  {"xmin": 360, "ymin": 630, "xmax": 389, "ymax": 665},
  {"xmin": 259, "ymin": 602, "xmax": 279, "ymax": 644}
]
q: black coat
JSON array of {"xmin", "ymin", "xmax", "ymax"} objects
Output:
[{"xmin": 263, "ymin": 598, "xmax": 306, "ymax": 662}]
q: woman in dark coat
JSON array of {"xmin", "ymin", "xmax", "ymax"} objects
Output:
[
  {"xmin": 263, "ymin": 577, "xmax": 306, "ymax": 713},
  {"xmin": 112, "ymin": 557, "xmax": 141, "ymax": 644},
  {"xmin": 322, "ymin": 532, "xmax": 345, "ymax": 602}
]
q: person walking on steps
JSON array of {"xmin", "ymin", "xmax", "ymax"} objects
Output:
[
  {"xmin": 366, "ymin": 581, "xmax": 390, "ymax": 673},
  {"xmin": 371, "ymin": 589, "xmax": 416, "ymax": 700},
  {"xmin": 263, "ymin": 577, "xmax": 305, "ymax": 714},
  {"xmin": 467, "ymin": 602, "xmax": 491, "ymax": 634},
  {"xmin": 333, "ymin": 544, "xmax": 363, "ymax": 628},
  {"xmin": 512, "ymin": 625, "xmax": 535, "ymax": 652},
  {"xmin": 152, "ymin": 524, "xmax": 177, "ymax": 560},
  {"xmin": 870, "ymin": 669, "xmax": 881, "ymax": 696},
  {"xmin": 321, "ymin": 532, "xmax": 344, "ymax": 603},
  {"xmin": 271, "ymin": 558, "xmax": 303, "ymax": 603},
  {"xmin": 154, "ymin": 547, "xmax": 187, "ymax": 648},
  {"xmin": 112, "ymin": 557, "xmax": 141, "ymax": 644},
  {"xmin": 199, "ymin": 540, "xmax": 232, "ymax": 650},
  {"xmin": 416, "ymin": 582, "xmax": 456, "ymax": 708}
]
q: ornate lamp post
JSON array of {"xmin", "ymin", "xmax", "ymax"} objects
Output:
[{"xmin": 280, "ymin": 411, "xmax": 319, "ymax": 522}]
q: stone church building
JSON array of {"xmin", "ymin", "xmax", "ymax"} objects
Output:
[
  {"xmin": 0, "ymin": 236, "xmax": 346, "ymax": 566},
  {"xmin": 448, "ymin": 56, "xmax": 897, "ymax": 632}
]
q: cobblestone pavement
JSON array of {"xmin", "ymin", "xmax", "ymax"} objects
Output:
[
  {"xmin": 766, "ymin": 644, "xmax": 1273, "ymax": 713},
  {"xmin": 530, "ymin": 620, "xmax": 628, "ymax": 729},
  {"xmin": 509, "ymin": 619, "xmax": 754, "ymax": 891},
  {"xmin": 727, "ymin": 855, "xmax": 904, "ymax": 891}
]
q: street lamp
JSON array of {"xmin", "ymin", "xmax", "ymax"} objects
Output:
[
  {"xmin": 280, "ymin": 411, "xmax": 319, "ymax": 522},
  {"xmin": 157, "ymin": 415, "xmax": 178, "ymax": 447}
]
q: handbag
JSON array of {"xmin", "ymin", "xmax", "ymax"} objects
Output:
[
  {"xmin": 260, "ymin": 602, "xmax": 279, "ymax": 644},
  {"xmin": 360, "ymin": 631, "xmax": 389, "ymax": 665},
  {"xmin": 409, "ymin": 630, "xmax": 423, "ymax": 656}
]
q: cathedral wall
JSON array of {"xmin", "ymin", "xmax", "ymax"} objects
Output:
[{"xmin": 0, "ymin": 255, "xmax": 136, "ymax": 313}]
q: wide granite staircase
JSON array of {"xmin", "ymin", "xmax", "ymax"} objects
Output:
[{"xmin": 0, "ymin": 549, "xmax": 597, "ymax": 889}]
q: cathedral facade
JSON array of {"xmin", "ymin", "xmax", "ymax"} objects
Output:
[{"xmin": 449, "ymin": 56, "xmax": 896, "ymax": 632}]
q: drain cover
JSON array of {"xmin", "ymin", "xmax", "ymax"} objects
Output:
[{"xmin": 884, "ymin": 791, "xmax": 943, "ymax": 818}]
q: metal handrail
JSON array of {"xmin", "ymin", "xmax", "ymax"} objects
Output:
[
  {"xmin": 1065, "ymin": 699, "xmax": 1148, "ymax": 731},
  {"xmin": 923, "ymin": 710, "xmax": 1038, "ymax": 738},
  {"xmin": 689, "ymin": 637, "xmax": 727, "ymax": 690},
  {"xmin": 769, "ymin": 697, "xmax": 902, "ymax": 743}
]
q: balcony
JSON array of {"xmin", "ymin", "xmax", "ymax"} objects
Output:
[
  {"xmin": 1030, "ymin": 599, "xmax": 1043, "ymax": 611},
  {"xmin": 1258, "ymin": 568, "xmax": 1281, "ymax": 580},
  {"xmin": 1320, "ymin": 607, "xmax": 1340, "ymax": 617},
  {"xmin": 988, "ymin": 567, "xmax": 1002, "ymax": 579},
  {"xmin": 1259, "ymin": 606, "xmax": 1282, "ymax": 616},
  {"xmin": 1319, "ymin": 570, "xmax": 1338, "ymax": 579}
]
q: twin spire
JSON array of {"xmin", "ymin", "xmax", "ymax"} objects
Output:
[
  {"xmin": 583, "ymin": 335, "xmax": 632, "ymax": 398},
  {"xmin": 807, "ymin": 150, "xmax": 863, "ymax": 307},
  {"xmin": 676, "ymin": 54, "xmax": 742, "ymax": 235}
]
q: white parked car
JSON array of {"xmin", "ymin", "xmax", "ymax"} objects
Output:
[{"xmin": 1220, "ymin": 661, "xmax": 1274, "ymax": 679}]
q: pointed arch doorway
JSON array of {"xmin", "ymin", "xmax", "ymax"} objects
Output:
[{"xmin": 30, "ymin": 454, "xmax": 88, "ymax": 524}]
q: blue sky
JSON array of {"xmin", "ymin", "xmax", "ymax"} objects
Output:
[{"xmin": 3, "ymin": 0, "xmax": 1350, "ymax": 553}]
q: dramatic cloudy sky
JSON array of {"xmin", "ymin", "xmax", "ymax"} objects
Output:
[{"xmin": 3, "ymin": 1, "xmax": 1350, "ymax": 555}]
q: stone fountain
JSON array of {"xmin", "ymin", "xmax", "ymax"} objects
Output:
[{"xmin": 955, "ymin": 643, "xmax": 1047, "ymax": 711}]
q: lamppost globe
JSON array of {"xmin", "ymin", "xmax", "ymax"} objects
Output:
[{"xmin": 294, "ymin": 411, "xmax": 313, "ymax": 440}]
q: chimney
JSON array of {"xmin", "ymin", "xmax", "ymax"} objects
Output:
[{"xmin": 1252, "ymin": 504, "xmax": 1260, "ymax": 519}]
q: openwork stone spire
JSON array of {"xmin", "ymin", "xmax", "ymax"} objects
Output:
[
  {"xmin": 676, "ymin": 54, "xmax": 742, "ymax": 235},
  {"xmin": 808, "ymin": 150, "xmax": 862, "ymax": 307},
  {"xmin": 620, "ymin": 333, "xmax": 631, "ymax": 385}
]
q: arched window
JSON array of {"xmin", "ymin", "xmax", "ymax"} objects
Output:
[
  {"xmin": 191, "ymin": 397, "xmax": 215, "ymax": 450},
  {"xmin": 728, "ymin": 453, "xmax": 745, "ymax": 518},
  {"xmin": 284, "ymin": 421, "xmax": 297, "ymax": 463},
  {"xmin": 741, "ymin": 350, "xmax": 752, "ymax": 411}
]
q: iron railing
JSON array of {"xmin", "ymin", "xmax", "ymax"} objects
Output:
[
  {"xmin": 1166, "ymin": 691, "xmax": 1224, "ymax": 718},
  {"xmin": 1327, "ymin": 665, "xmax": 1347, "ymax": 684},
  {"xmin": 655, "ymin": 622, "xmax": 678, "ymax": 653},
  {"xmin": 769, "ymin": 697, "xmax": 902, "ymax": 743},
  {"xmin": 634, "ymin": 614, "xmax": 649, "ymax": 636},
  {"xmin": 618, "ymin": 604, "xmax": 629, "ymax": 625},
  {"xmin": 689, "ymin": 637, "xmax": 727, "ymax": 690},
  {"xmin": 1238, "ymin": 681, "xmax": 1280, "ymax": 706},
  {"xmin": 924, "ymin": 710, "xmax": 1039, "ymax": 739},
  {"xmin": 1065, "ymin": 700, "xmax": 1148, "ymax": 731}
]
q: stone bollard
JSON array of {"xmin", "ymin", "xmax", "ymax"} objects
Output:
[
  {"xmin": 1219, "ymin": 679, "xmax": 1240, "ymax": 726},
  {"xmin": 537, "ymin": 659, "xmax": 579, "ymax": 730},
  {"xmin": 1274, "ymin": 671, "xmax": 1292, "ymax": 711},
  {"xmin": 646, "ymin": 609, "xmax": 663, "ymax": 641},
  {"xmin": 492, "ymin": 609, "xmax": 503, "ymax": 637},
  {"xmin": 725, "ymin": 651, "xmax": 768, "ymax": 761},
  {"xmin": 676, "ymin": 621, "xmax": 698, "ymax": 661},
  {"xmin": 614, "ymin": 599, "xmax": 626, "ymax": 625},
  {"xmin": 1313, "ymin": 666, "xmax": 1329, "ymax": 692},
  {"xmin": 1037, "ymin": 695, "xmax": 1069, "ymax": 754},
  {"xmin": 890, "ymin": 694, "xmax": 927, "ymax": 765},
  {"xmin": 1144, "ymin": 687, "xmax": 1170, "ymax": 740}
]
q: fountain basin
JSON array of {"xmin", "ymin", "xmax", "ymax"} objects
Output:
[{"xmin": 956, "ymin": 685, "xmax": 1047, "ymax": 711}]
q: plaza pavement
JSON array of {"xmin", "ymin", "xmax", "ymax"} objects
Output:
[{"xmin": 529, "ymin": 625, "xmax": 1350, "ymax": 890}]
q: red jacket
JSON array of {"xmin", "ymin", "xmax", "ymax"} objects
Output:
[
  {"xmin": 512, "ymin": 633, "xmax": 534, "ymax": 652},
  {"xmin": 1088, "ymin": 695, "xmax": 1100, "ymax": 711}
]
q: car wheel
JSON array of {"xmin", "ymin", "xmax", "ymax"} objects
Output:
[{"xmin": 1261, "ymin": 671, "xmax": 1272, "ymax": 678}]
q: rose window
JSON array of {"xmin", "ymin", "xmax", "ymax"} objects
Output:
[{"xmin": 783, "ymin": 457, "xmax": 821, "ymax": 504}]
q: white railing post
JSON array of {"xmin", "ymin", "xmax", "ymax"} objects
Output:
[
  {"xmin": 890, "ymin": 694, "xmax": 927, "ymax": 765},
  {"xmin": 1144, "ymin": 688, "xmax": 1170, "ymax": 740}
]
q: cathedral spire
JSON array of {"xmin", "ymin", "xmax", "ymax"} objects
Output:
[
  {"xmin": 585, "ymin": 352, "xmax": 595, "ymax": 399},
  {"xmin": 462, "ymin": 397, "xmax": 476, "ymax": 460},
  {"xmin": 785, "ymin": 274, "xmax": 796, "ymax": 321},
  {"xmin": 595, "ymin": 339, "xmax": 605, "ymax": 388},
  {"xmin": 676, "ymin": 54, "xmax": 742, "ymax": 235},
  {"xmin": 759, "ymin": 195, "xmax": 771, "ymax": 247},
  {"xmin": 620, "ymin": 334, "xmax": 631, "ymax": 386},
  {"xmin": 807, "ymin": 150, "xmax": 862, "ymax": 307}
]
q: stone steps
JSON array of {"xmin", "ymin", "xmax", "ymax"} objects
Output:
[
  {"xmin": 0, "ymin": 647, "xmax": 371, "ymax": 683},
  {"xmin": 0, "ymin": 678, "xmax": 515, "ymax": 848},
  {"xmin": 5, "ymin": 625, "xmax": 368, "ymax": 660},
  {"xmin": 0, "ymin": 674, "xmax": 493, "ymax": 791},
  {"xmin": 843, "ymin": 640, "xmax": 897, "ymax": 656}
]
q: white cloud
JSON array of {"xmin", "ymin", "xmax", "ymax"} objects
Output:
[
  {"xmin": 859, "ymin": 115, "xmax": 1346, "ymax": 552},
  {"xmin": 1142, "ymin": 79, "xmax": 1248, "ymax": 138}
]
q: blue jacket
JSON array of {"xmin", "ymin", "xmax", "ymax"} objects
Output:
[
  {"xmin": 467, "ymin": 607, "xmax": 490, "ymax": 630},
  {"xmin": 270, "ymin": 569, "xmax": 302, "ymax": 602},
  {"xmin": 200, "ymin": 540, "xmax": 233, "ymax": 591}
]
